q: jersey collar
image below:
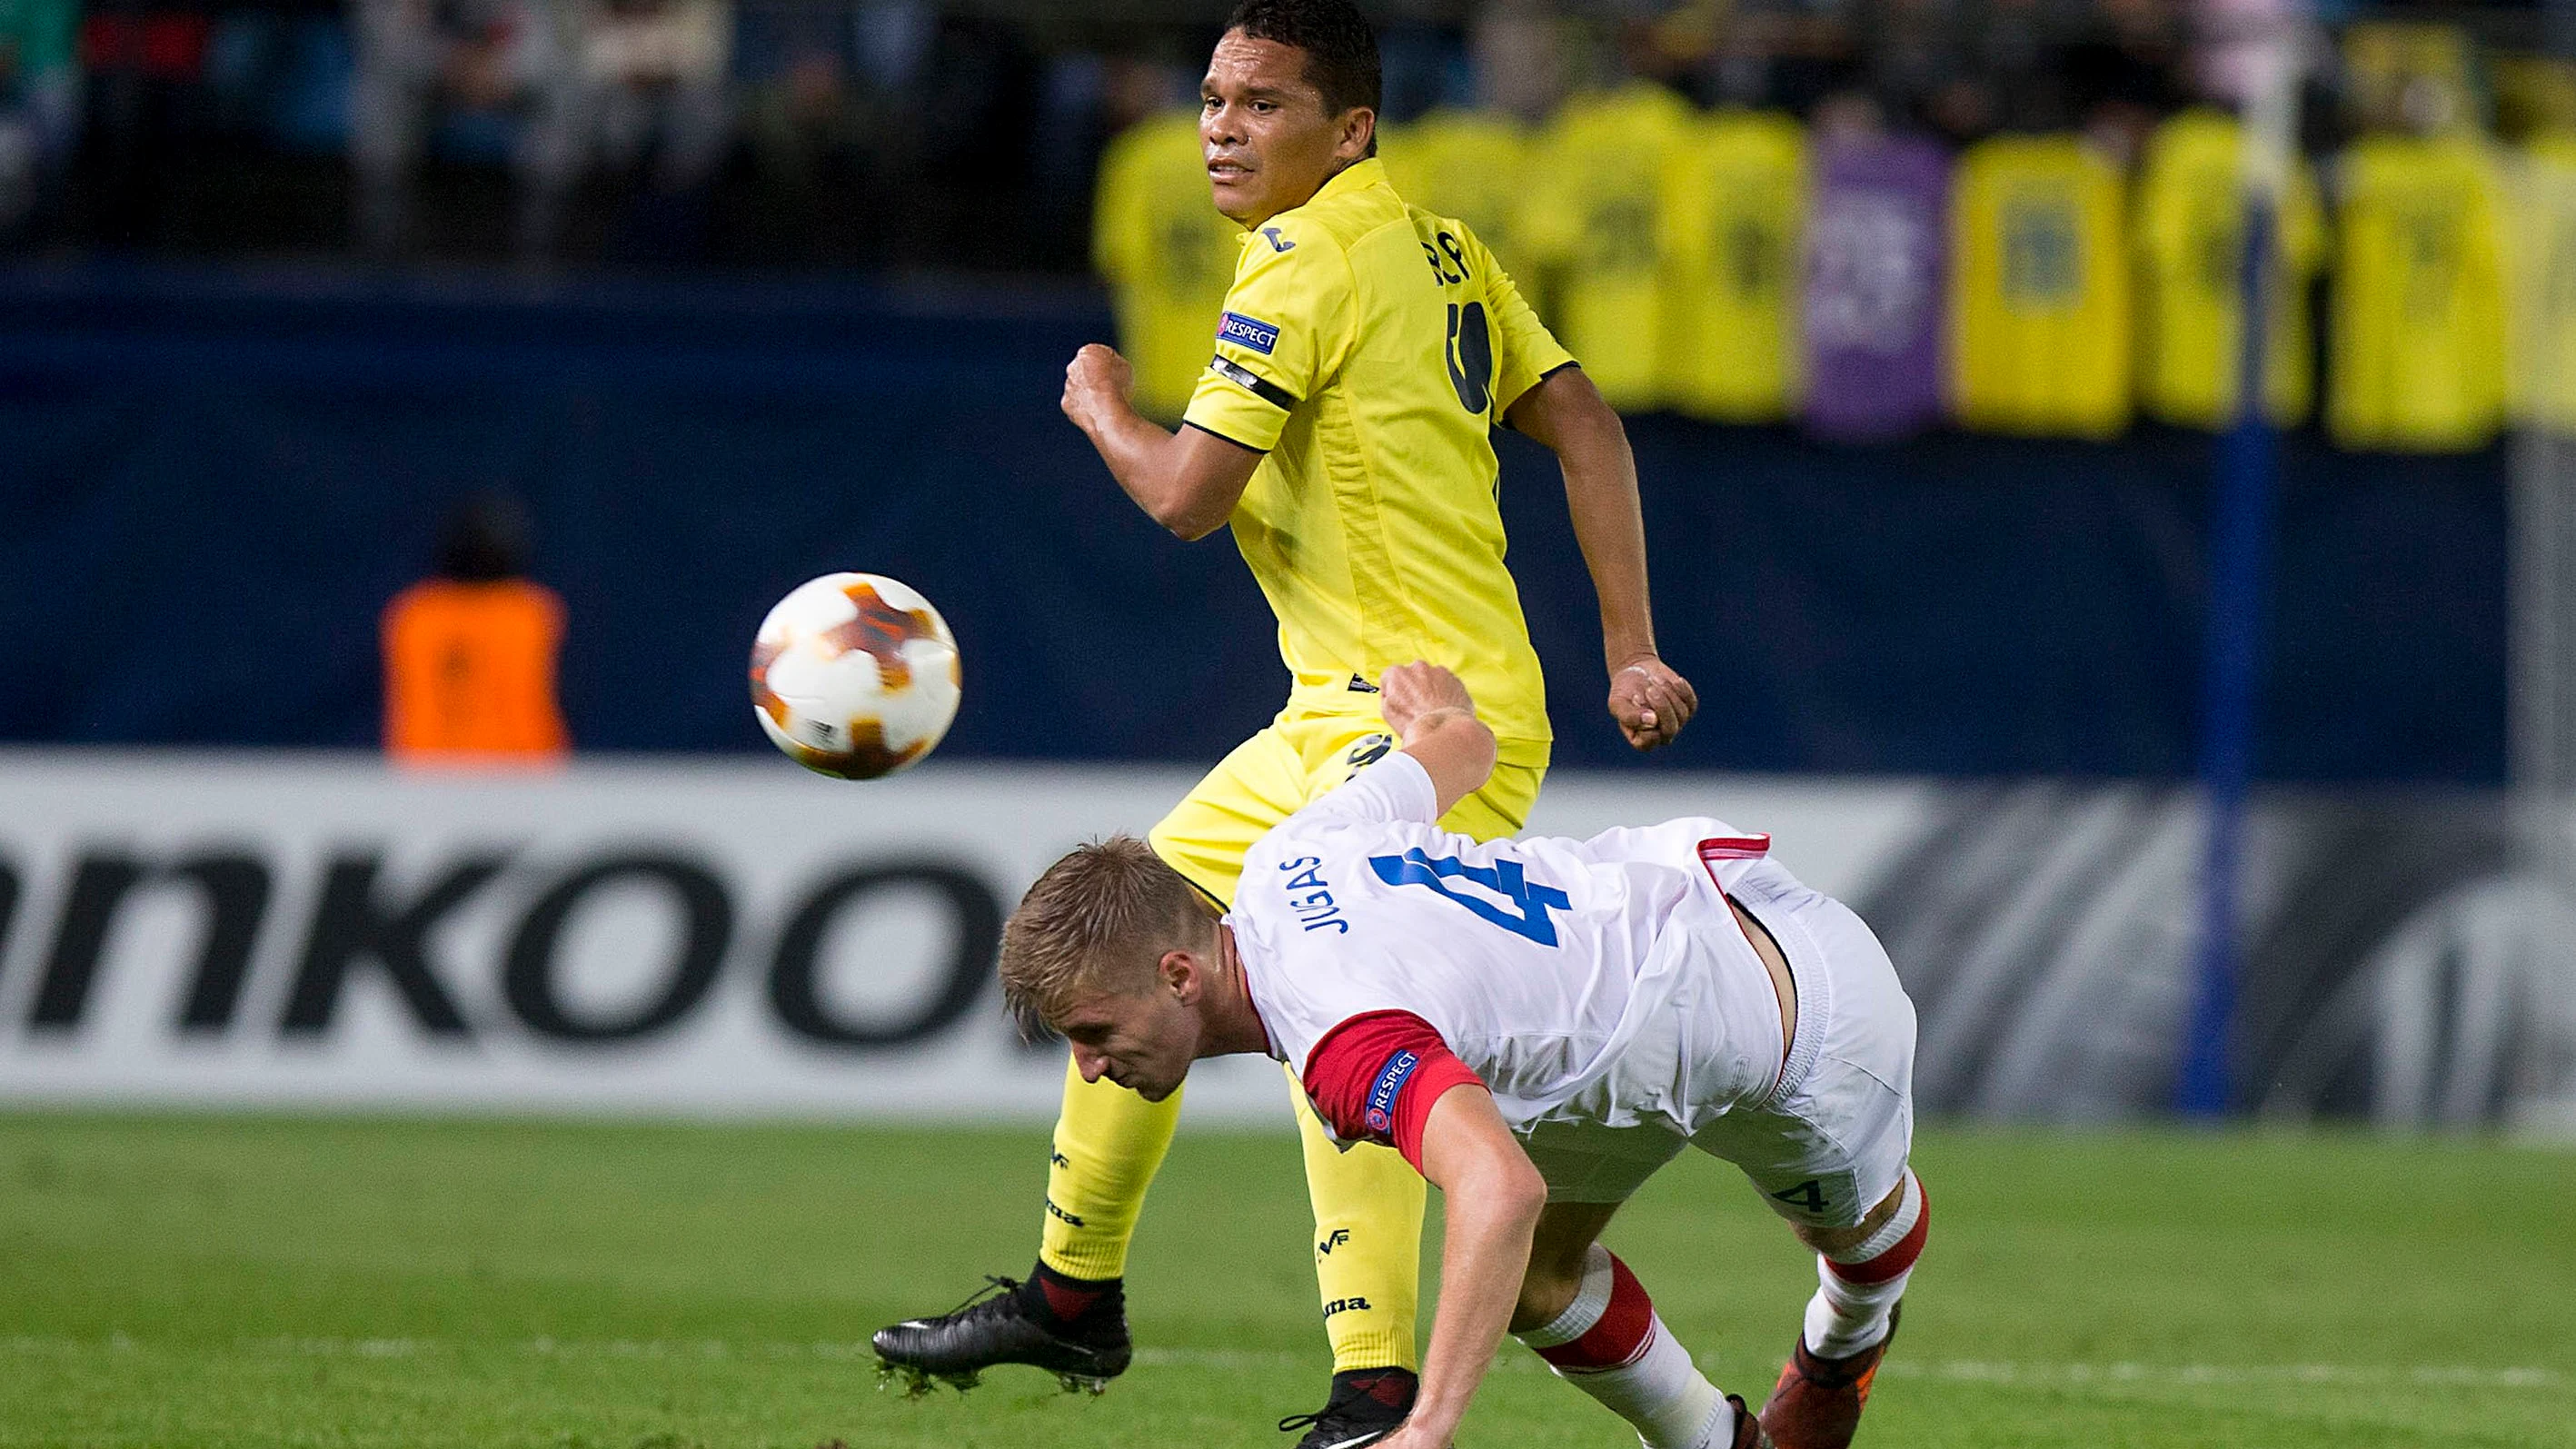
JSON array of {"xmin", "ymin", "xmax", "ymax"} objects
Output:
[{"xmin": 1300, "ymin": 155, "xmax": 1390, "ymax": 213}]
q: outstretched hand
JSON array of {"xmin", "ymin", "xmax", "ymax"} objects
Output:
[
  {"xmin": 1378, "ymin": 660, "xmax": 1477, "ymax": 741},
  {"xmin": 1608, "ymin": 654, "xmax": 1696, "ymax": 751}
]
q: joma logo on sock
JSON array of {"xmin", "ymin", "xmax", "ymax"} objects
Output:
[
  {"xmin": 1044, "ymin": 1198, "xmax": 1086, "ymax": 1228},
  {"xmin": 1318, "ymin": 1229, "xmax": 1351, "ymax": 1255},
  {"xmin": 1320, "ymin": 1296, "xmax": 1372, "ymax": 1317}
]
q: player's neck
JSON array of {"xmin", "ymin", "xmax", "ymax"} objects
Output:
[
  {"xmin": 1195, "ymin": 924, "xmax": 1272, "ymax": 1059},
  {"xmin": 1235, "ymin": 157, "xmax": 1353, "ymax": 230}
]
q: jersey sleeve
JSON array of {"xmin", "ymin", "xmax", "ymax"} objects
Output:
[
  {"xmin": 1296, "ymin": 749, "xmax": 1443, "ymax": 829},
  {"xmin": 1301, "ymin": 1009, "xmax": 1487, "ymax": 1171},
  {"xmin": 1180, "ymin": 219, "xmax": 1356, "ymax": 452},
  {"xmin": 1469, "ymin": 225, "xmax": 1577, "ymax": 418}
]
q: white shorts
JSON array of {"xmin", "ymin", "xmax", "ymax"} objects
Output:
[{"xmin": 1516, "ymin": 859, "xmax": 1917, "ymax": 1230}]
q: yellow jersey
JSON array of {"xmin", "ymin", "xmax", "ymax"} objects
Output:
[
  {"xmin": 2133, "ymin": 109, "xmax": 2326, "ymax": 429},
  {"xmin": 1660, "ymin": 109, "xmax": 1806, "ymax": 421},
  {"xmin": 1519, "ymin": 84, "xmax": 1695, "ymax": 411},
  {"xmin": 1182, "ymin": 157, "xmax": 1570, "ymax": 766},
  {"xmin": 1950, "ymin": 134, "xmax": 2133, "ymax": 438},
  {"xmin": 1093, "ymin": 110, "xmax": 1241, "ymax": 422},
  {"xmin": 1378, "ymin": 109, "xmax": 1535, "ymax": 282},
  {"xmin": 2513, "ymin": 136, "xmax": 2576, "ymax": 432},
  {"xmin": 2330, "ymin": 134, "xmax": 2509, "ymax": 452}
]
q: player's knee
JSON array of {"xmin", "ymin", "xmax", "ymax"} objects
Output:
[
  {"xmin": 1510, "ymin": 1260, "xmax": 1584, "ymax": 1334},
  {"xmin": 1797, "ymin": 1169, "xmax": 1928, "ymax": 1271},
  {"xmin": 1510, "ymin": 1238, "xmax": 1596, "ymax": 1332}
]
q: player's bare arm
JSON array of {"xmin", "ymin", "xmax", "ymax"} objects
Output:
[
  {"xmin": 1061, "ymin": 342, "xmax": 1262, "ymax": 540},
  {"xmin": 1059, "ymin": 29, "xmax": 1375, "ymax": 542},
  {"xmin": 1376, "ymin": 660, "xmax": 1497, "ymax": 817},
  {"xmin": 1505, "ymin": 366, "xmax": 1700, "ymax": 751},
  {"xmin": 1377, "ymin": 1085, "xmax": 1547, "ymax": 1449}
]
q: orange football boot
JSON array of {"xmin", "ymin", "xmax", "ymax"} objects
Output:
[{"xmin": 1756, "ymin": 1303, "xmax": 1899, "ymax": 1449}]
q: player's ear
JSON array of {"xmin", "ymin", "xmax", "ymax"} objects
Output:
[
  {"xmin": 1159, "ymin": 948, "xmax": 1199, "ymax": 1002},
  {"xmin": 1336, "ymin": 107, "xmax": 1376, "ymax": 163}
]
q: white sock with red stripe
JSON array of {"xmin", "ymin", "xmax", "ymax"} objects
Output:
[
  {"xmin": 1514, "ymin": 1245, "xmax": 1733, "ymax": 1449},
  {"xmin": 1805, "ymin": 1169, "xmax": 1928, "ymax": 1359}
]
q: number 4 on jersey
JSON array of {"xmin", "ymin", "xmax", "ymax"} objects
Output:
[
  {"xmin": 1368, "ymin": 848, "xmax": 1569, "ymax": 946},
  {"xmin": 1770, "ymin": 1179, "xmax": 1830, "ymax": 1214}
]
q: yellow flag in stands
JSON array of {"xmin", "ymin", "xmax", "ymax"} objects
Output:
[
  {"xmin": 2134, "ymin": 110, "xmax": 2326, "ymax": 429},
  {"xmin": 1094, "ymin": 110, "xmax": 1243, "ymax": 422},
  {"xmin": 1380, "ymin": 109, "xmax": 1534, "ymax": 280},
  {"xmin": 1950, "ymin": 134, "xmax": 2132, "ymax": 438},
  {"xmin": 1660, "ymin": 110, "xmax": 1806, "ymax": 422},
  {"xmin": 2330, "ymin": 133, "xmax": 2509, "ymax": 452},
  {"xmin": 2511, "ymin": 136, "xmax": 2576, "ymax": 434},
  {"xmin": 1520, "ymin": 84, "xmax": 1695, "ymax": 411}
]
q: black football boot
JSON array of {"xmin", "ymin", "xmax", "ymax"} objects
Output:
[
  {"xmin": 871, "ymin": 1265, "xmax": 1130, "ymax": 1397},
  {"xmin": 1275, "ymin": 1367, "xmax": 1417, "ymax": 1449}
]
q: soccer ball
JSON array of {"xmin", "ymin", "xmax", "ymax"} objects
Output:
[{"xmin": 750, "ymin": 572, "xmax": 960, "ymax": 779}]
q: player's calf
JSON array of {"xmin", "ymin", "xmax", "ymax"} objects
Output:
[
  {"xmin": 1761, "ymin": 1170, "xmax": 1928, "ymax": 1449},
  {"xmin": 1513, "ymin": 1244, "xmax": 1769, "ymax": 1448}
]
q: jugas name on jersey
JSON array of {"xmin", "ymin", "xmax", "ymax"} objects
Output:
[{"xmin": 1273, "ymin": 854, "xmax": 1348, "ymax": 934}]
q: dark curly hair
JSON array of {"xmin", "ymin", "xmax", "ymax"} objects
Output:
[{"xmin": 1225, "ymin": 0, "xmax": 1381, "ymax": 154}]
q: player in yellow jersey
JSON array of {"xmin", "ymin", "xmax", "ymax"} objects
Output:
[{"xmin": 873, "ymin": 4, "xmax": 1696, "ymax": 1444}]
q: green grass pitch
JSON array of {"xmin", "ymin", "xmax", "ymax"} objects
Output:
[{"xmin": 3, "ymin": 1113, "xmax": 2571, "ymax": 1448}]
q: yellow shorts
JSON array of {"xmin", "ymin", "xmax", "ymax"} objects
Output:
[{"xmin": 1149, "ymin": 712, "xmax": 1545, "ymax": 907}]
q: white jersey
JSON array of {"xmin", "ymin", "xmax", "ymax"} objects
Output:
[{"xmin": 1231, "ymin": 752, "xmax": 1795, "ymax": 1140}]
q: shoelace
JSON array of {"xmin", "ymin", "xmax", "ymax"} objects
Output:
[
  {"xmin": 932, "ymin": 1275, "xmax": 1021, "ymax": 1321},
  {"xmin": 1274, "ymin": 1381, "xmax": 1370, "ymax": 1434}
]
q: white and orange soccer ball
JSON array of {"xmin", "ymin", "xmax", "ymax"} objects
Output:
[{"xmin": 750, "ymin": 572, "xmax": 960, "ymax": 779}]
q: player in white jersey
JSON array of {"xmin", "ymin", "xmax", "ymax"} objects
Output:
[{"xmin": 1000, "ymin": 663, "xmax": 1928, "ymax": 1449}]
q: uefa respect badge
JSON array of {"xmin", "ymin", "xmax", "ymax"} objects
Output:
[{"xmin": 1218, "ymin": 311, "xmax": 1280, "ymax": 355}]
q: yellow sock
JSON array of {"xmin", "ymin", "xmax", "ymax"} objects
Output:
[
  {"xmin": 1038, "ymin": 1054, "xmax": 1183, "ymax": 1281},
  {"xmin": 1288, "ymin": 1063, "xmax": 1425, "ymax": 1373}
]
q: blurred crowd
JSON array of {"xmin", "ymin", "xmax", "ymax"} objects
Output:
[
  {"xmin": 1, "ymin": 0, "xmax": 2567, "ymax": 273},
  {"xmin": 1094, "ymin": 5, "xmax": 2576, "ymax": 452}
]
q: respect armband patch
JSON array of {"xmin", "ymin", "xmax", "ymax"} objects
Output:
[
  {"xmin": 1218, "ymin": 311, "xmax": 1281, "ymax": 355},
  {"xmin": 1364, "ymin": 1049, "xmax": 1422, "ymax": 1136}
]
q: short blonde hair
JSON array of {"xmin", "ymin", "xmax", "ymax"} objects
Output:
[{"xmin": 1000, "ymin": 835, "xmax": 1212, "ymax": 1037}]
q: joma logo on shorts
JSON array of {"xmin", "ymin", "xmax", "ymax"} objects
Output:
[{"xmin": 1320, "ymin": 1296, "xmax": 1372, "ymax": 1317}]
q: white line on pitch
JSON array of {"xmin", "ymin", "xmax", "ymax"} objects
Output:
[
  {"xmin": 1133, "ymin": 1350, "xmax": 2563, "ymax": 1391},
  {"xmin": 0, "ymin": 1336, "xmax": 2562, "ymax": 1393}
]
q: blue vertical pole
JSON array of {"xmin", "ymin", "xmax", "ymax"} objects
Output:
[{"xmin": 2177, "ymin": 193, "xmax": 2280, "ymax": 1117}]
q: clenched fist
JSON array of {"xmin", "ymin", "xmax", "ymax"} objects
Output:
[
  {"xmin": 1378, "ymin": 660, "xmax": 1477, "ymax": 740},
  {"xmin": 1608, "ymin": 653, "xmax": 1696, "ymax": 751},
  {"xmin": 1060, "ymin": 343, "xmax": 1136, "ymax": 434}
]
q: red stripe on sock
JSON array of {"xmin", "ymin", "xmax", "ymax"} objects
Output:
[
  {"xmin": 1536, "ymin": 1253, "xmax": 1658, "ymax": 1373},
  {"xmin": 1039, "ymin": 1278, "xmax": 1104, "ymax": 1321},
  {"xmin": 1827, "ymin": 1180, "xmax": 1930, "ymax": 1286}
]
